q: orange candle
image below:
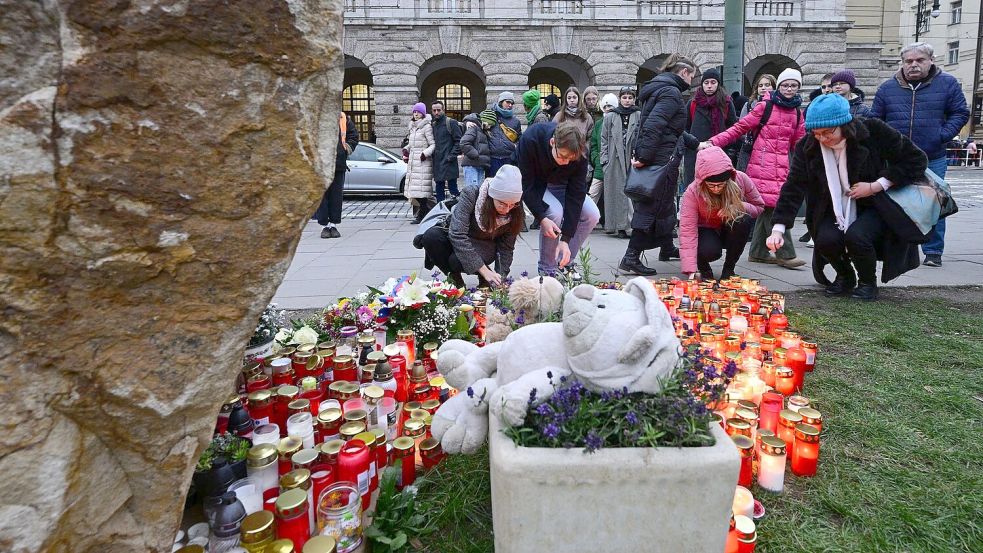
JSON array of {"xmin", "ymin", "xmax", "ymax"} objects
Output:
[
  {"xmin": 777, "ymin": 409, "xmax": 803, "ymax": 447},
  {"xmin": 799, "ymin": 407, "xmax": 823, "ymax": 432},
  {"xmin": 786, "ymin": 345, "xmax": 808, "ymax": 393},
  {"xmin": 775, "ymin": 366, "xmax": 795, "ymax": 396},
  {"xmin": 732, "ymin": 435, "xmax": 754, "ymax": 487},
  {"xmin": 791, "ymin": 422, "xmax": 820, "ymax": 476}
]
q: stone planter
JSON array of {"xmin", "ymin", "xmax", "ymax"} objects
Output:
[{"xmin": 489, "ymin": 417, "xmax": 739, "ymax": 553}]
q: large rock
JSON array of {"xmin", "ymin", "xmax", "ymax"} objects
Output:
[{"xmin": 0, "ymin": 1, "xmax": 343, "ymax": 551}]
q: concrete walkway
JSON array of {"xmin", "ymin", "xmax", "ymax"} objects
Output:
[{"xmin": 273, "ymin": 167, "xmax": 983, "ymax": 309}]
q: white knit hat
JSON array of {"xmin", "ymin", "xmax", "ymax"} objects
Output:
[
  {"xmin": 487, "ymin": 165, "xmax": 524, "ymax": 204},
  {"xmin": 600, "ymin": 93, "xmax": 618, "ymax": 109},
  {"xmin": 776, "ymin": 68, "xmax": 802, "ymax": 87}
]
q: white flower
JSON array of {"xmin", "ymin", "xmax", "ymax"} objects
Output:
[
  {"xmin": 379, "ymin": 277, "xmax": 399, "ymax": 294},
  {"xmin": 289, "ymin": 325, "xmax": 320, "ymax": 346},
  {"xmin": 396, "ymin": 278, "xmax": 431, "ymax": 307},
  {"xmin": 274, "ymin": 328, "xmax": 293, "ymax": 343}
]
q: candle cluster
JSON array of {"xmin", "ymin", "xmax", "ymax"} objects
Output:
[
  {"xmin": 200, "ymin": 328, "xmax": 453, "ymax": 552},
  {"xmin": 653, "ymin": 276, "xmax": 824, "ymax": 553}
]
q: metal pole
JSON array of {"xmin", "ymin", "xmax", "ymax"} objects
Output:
[
  {"xmin": 972, "ymin": 0, "xmax": 983, "ymax": 136},
  {"xmin": 723, "ymin": 0, "xmax": 745, "ymax": 95}
]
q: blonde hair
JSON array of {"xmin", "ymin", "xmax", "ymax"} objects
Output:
[
  {"xmin": 698, "ymin": 178, "xmax": 747, "ymax": 225},
  {"xmin": 661, "ymin": 53, "xmax": 698, "ymax": 75},
  {"xmin": 753, "ymin": 74, "xmax": 777, "ymax": 101}
]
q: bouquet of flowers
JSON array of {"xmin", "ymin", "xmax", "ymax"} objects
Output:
[
  {"xmin": 249, "ymin": 304, "xmax": 285, "ymax": 348},
  {"xmin": 372, "ymin": 274, "xmax": 466, "ymax": 348},
  {"xmin": 322, "ymin": 292, "xmax": 381, "ymax": 339}
]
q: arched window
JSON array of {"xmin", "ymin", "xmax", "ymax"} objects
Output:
[
  {"xmin": 436, "ymin": 83, "xmax": 472, "ymax": 122},
  {"xmin": 531, "ymin": 83, "xmax": 562, "ymax": 111},
  {"xmin": 343, "ymin": 84, "xmax": 375, "ymax": 143}
]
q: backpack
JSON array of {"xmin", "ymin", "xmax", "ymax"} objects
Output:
[{"xmin": 735, "ymin": 100, "xmax": 801, "ymax": 170}]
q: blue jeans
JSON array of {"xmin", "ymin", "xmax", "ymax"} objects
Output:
[
  {"xmin": 435, "ymin": 179, "xmax": 459, "ymax": 202},
  {"xmin": 462, "ymin": 166, "xmax": 485, "ymax": 189},
  {"xmin": 538, "ymin": 184, "xmax": 601, "ymax": 274},
  {"xmin": 922, "ymin": 157, "xmax": 947, "ymax": 256}
]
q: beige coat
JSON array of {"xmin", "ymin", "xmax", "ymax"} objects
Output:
[{"xmin": 405, "ymin": 116, "xmax": 435, "ymax": 199}]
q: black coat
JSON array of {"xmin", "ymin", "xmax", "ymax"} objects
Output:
[
  {"xmin": 772, "ymin": 118, "xmax": 928, "ymax": 283},
  {"xmin": 683, "ymin": 97, "xmax": 738, "ymax": 184},
  {"xmin": 432, "ymin": 115, "xmax": 463, "ymax": 181},
  {"xmin": 336, "ymin": 114, "xmax": 359, "ymax": 170},
  {"xmin": 631, "ymin": 72, "xmax": 698, "ymax": 233},
  {"xmin": 459, "ymin": 114, "xmax": 490, "ymax": 168}
]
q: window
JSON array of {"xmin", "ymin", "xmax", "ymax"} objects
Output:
[
  {"xmin": 951, "ymin": 1, "xmax": 962, "ymax": 25},
  {"xmin": 428, "ymin": 0, "xmax": 472, "ymax": 13},
  {"xmin": 948, "ymin": 41, "xmax": 960, "ymax": 65},
  {"xmin": 532, "ymin": 83, "xmax": 563, "ymax": 110},
  {"xmin": 541, "ymin": 1, "xmax": 584, "ymax": 14},
  {"xmin": 918, "ymin": 10, "xmax": 932, "ymax": 34},
  {"xmin": 343, "ymin": 84, "xmax": 375, "ymax": 142},
  {"xmin": 753, "ymin": 1, "xmax": 795, "ymax": 16},
  {"xmin": 344, "ymin": 0, "xmax": 356, "ymax": 12},
  {"xmin": 651, "ymin": 1, "xmax": 692, "ymax": 15},
  {"xmin": 436, "ymin": 84, "xmax": 472, "ymax": 122},
  {"xmin": 349, "ymin": 144, "xmax": 382, "ymax": 162}
]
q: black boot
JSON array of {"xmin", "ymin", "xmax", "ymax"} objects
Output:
[
  {"xmin": 824, "ymin": 255, "xmax": 857, "ymax": 297},
  {"xmin": 851, "ymin": 256, "xmax": 878, "ymax": 301},
  {"xmin": 658, "ymin": 243, "xmax": 680, "ymax": 261},
  {"xmin": 698, "ymin": 261, "xmax": 714, "ymax": 281},
  {"xmin": 720, "ymin": 264, "xmax": 737, "ymax": 281},
  {"xmin": 412, "ymin": 199, "xmax": 433, "ymax": 224},
  {"xmin": 619, "ymin": 247, "xmax": 658, "ymax": 276}
]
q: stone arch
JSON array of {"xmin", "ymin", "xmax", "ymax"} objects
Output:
[
  {"xmin": 344, "ymin": 55, "xmax": 376, "ymax": 142},
  {"xmin": 635, "ymin": 54, "xmax": 670, "ymax": 91},
  {"xmin": 528, "ymin": 54, "xmax": 595, "ymax": 94},
  {"xmin": 743, "ymin": 54, "xmax": 800, "ymax": 97},
  {"xmin": 418, "ymin": 54, "xmax": 486, "ymax": 120}
]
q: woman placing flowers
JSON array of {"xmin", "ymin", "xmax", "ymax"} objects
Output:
[{"xmin": 680, "ymin": 146, "xmax": 764, "ymax": 280}]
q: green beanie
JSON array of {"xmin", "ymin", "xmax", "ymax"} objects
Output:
[
  {"xmin": 479, "ymin": 109, "xmax": 498, "ymax": 127},
  {"xmin": 522, "ymin": 89, "xmax": 542, "ymax": 110}
]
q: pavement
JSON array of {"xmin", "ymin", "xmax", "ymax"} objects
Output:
[{"xmin": 272, "ymin": 167, "xmax": 983, "ymax": 309}]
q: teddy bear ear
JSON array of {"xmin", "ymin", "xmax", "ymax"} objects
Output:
[{"xmin": 623, "ymin": 277, "xmax": 673, "ymax": 330}]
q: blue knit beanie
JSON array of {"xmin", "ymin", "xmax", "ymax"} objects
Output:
[{"xmin": 805, "ymin": 94, "xmax": 852, "ymax": 131}]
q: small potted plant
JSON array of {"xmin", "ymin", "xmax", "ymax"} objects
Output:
[
  {"xmin": 192, "ymin": 433, "xmax": 251, "ymax": 501},
  {"xmin": 245, "ymin": 303, "xmax": 284, "ymax": 359}
]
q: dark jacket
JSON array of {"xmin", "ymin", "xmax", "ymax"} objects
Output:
[
  {"xmin": 869, "ymin": 66, "xmax": 970, "ymax": 160},
  {"xmin": 488, "ymin": 107, "xmax": 523, "ymax": 159},
  {"xmin": 459, "ymin": 114, "xmax": 490, "ymax": 168},
  {"xmin": 634, "ymin": 72, "xmax": 700, "ymax": 165},
  {"xmin": 336, "ymin": 113, "xmax": 359, "ymax": 170},
  {"xmin": 515, "ymin": 122, "xmax": 589, "ymax": 243},
  {"xmin": 848, "ymin": 89, "xmax": 871, "ymax": 118},
  {"xmin": 683, "ymin": 96, "xmax": 738, "ymax": 184},
  {"xmin": 432, "ymin": 115, "xmax": 462, "ymax": 181},
  {"xmin": 448, "ymin": 182, "xmax": 518, "ymax": 275},
  {"xmin": 772, "ymin": 118, "xmax": 928, "ymax": 283}
]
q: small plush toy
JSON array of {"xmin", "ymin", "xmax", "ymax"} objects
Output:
[
  {"xmin": 432, "ymin": 277, "xmax": 681, "ymax": 454},
  {"xmin": 483, "ymin": 276, "xmax": 564, "ymax": 344}
]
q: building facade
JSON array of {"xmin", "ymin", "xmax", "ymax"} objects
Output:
[
  {"xmin": 846, "ymin": 0, "xmax": 903, "ymax": 89},
  {"xmin": 343, "ymin": 0, "xmax": 855, "ymax": 149}
]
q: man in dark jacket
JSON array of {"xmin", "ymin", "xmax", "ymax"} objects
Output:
[
  {"xmin": 431, "ymin": 101, "xmax": 462, "ymax": 201},
  {"xmin": 870, "ymin": 42, "xmax": 970, "ymax": 267},
  {"xmin": 316, "ymin": 112, "xmax": 359, "ymax": 238},
  {"xmin": 515, "ymin": 121, "xmax": 598, "ymax": 275}
]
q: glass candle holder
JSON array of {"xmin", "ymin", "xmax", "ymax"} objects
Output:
[
  {"xmin": 337, "ymin": 327, "xmax": 358, "ymax": 357},
  {"xmin": 791, "ymin": 423, "xmax": 821, "ymax": 477},
  {"xmin": 240, "ymin": 510, "xmax": 276, "ymax": 553},
  {"xmin": 287, "ymin": 412, "xmax": 316, "ymax": 450},
  {"xmin": 760, "ymin": 361, "xmax": 777, "ymax": 388},
  {"xmin": 339, "ymin": 421, "xmax": 366, "ymax": 443},
  {"xmin": 392, "ymin": 436, "xmax": 417, "ymax": 489},
  {"xmin": 799, "ymin": 407, "xmax": 823, "ymax": 432},
  {"xmin": 316, "ymin": 409, "xmax": 343, "ymax": 445},
  {"xmin": 337, "ymin": 439, "xmax": 371, "ymax": 508},
  {"xmin": 280, "ymin": 468, "xmax": 315, "ymax": 535},
  {"xmin": 735, "ymin": 514, "xmax": 757, "ymax": 553},
  {"xmin": 248, "ymin": 390, "xmax": 274, "ymax": 427},
  {"xmin": 277, "ymin": 437, "xmax": 304, "ymax": 476},
  {"xmin": 732, "ymin": 485, "xmax": 754, "ymax": 518},
  {"xmin": 785, "ymin": 345, "xmax": 807, "ymax": 392},
  {"xmin": 332, "ymin": 355, "xmax": 357, "ymax": 383},
  {"xmin": 777, "ymin": 409, "xmax": 803, "ymax": 447},
  {"xmin": 732, "ymin": 435, "xmax": 753, "ymax": 487},
  {"xmin": 229, "ymin": 477, "xmax": 265, "ymax": 515},
  {"xmin": 316, "ymin": 482, "xmax": 363, "ymax": 553},
  {"xmin": 735, "ymin": 407, "xmax": 759, "ymax": 442},
  {"xmin": 419, "ymin": 437, "xmax": 444, "ymax": 470},
  {"xmin": 275, "ymin": 488, "xmax": 310, "ymax": 550},
  {"xmin": 726, "ymin": 418, "xmax": 752, "ymax": 440},
  {"xmin": 775, "ymin": 366, "xmax": 795, "ymax": 396},
  {"xmin": 246, "ymin": 443, "xmax": 280, "ymax": 501},
  {"xmin": 786, "ymin": 395, "xmax": 810, "ymax": 413},
  {"xmin": 757, "ymin": 435, "xmax": 787, "ymax": 493},
  {"xmin": 353, "ymin": 431, "xmax": 379, "ymax": 493},
  {"xmin": 309, "ymin": 464, "xmax": 335, "ymax": 518},
  {"xmin": 758, "ymin": 392, "xmax": 783, "ymax": 434},
  {"xmin": 396, "ymin": 329, "xmax": 416, "ymax": 366},
  {"xmin": 803, "ymin": 339, "xmax": 818, "ymax": 372}
]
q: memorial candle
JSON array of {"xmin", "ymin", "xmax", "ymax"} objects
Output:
[
  {"xmin": 786, "ymin": 395, "xmax": 810, "ymax": 414},
  {"xmin": 735, "ymin": 515, "xmax": 757, "ymax": 553},
  {"xmin": 732, "ymin": 435, "xmax": 754, "ymax": 487},
  {"xmin": 775, "ymin": 366, "xmax": 795, "ymax": 396},
  {"xmin": 777, "ymin": 409, "xmax": 803, "ymax": 447},
  {"xmin": 791, "ymin": 423, "xmax": 821, "ymax": 476},
  {"xmin": 799, "ymin": 407, "xmax": 823, "ymax": 432},
  {"xmin": 785, "ymin": 344, "xmax": 808, "ymax": 393},
  {"xmin": 757, "ymin": 436, "xmax": 787, "ymax": 493},
  {"xmin": 732, "ymin": 485, "xmax": 754, "ymax": 518},
  {"xmin": 758, "ymin": 392, "xmax": 783, "ymax": 433},
  {"xmin": 761, "ymin": 361, "xmax": 777, "ymax": 388},
  {"xmin": 803, "ymin": 339, "xmax": 818, "ymax": 372}
]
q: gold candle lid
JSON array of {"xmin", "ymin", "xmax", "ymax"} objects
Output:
[
  {"xmin": 419, "ymin": 437, "xmax": 441, "ymax": 452},
  {"xmin": 779, "ymin": 409, "xmax": 803, "ymax": 425},
  {"xmin": 240, "ymin": 510, "xmax": 275, "ymax": 543},
  {"xmin": 760, "ymin": 435, "xmax": 787, "ymax": 455},
  {"xmin": 392, "ymin": 436, "xmax": 415, "ymax": 452},
  {"xmin": 799, "ymin": 407, "xmax": 822, "ymax": 423},
  {"xmin": 280, "ymin": 468, "xmax": 312, "ymax": 491},
  {"xmin": 403, "ymin": 419, "xmax": 426, "ymax": 437},
  {"xmin": 277, "ymin": 437, "xmax": 303, "ymax": 457},
  {"xmin": 246, "ymin": 443, "xmax": 278, "ymax": 467},
  {"xmin": 288, "ymin": 398, "xmax": 311, "ymax": 413},
  {"xmin": 731, "ymin": 434, "xmax": 753, "ymax": 450},
  {"xmin": 421, "ymin": 399, "xmax": 441, "ymax": 411},
  {"xmin": 275, "ymin": 488, "xmax": 308, "ymax": 516},
  {"xmin": 339, "ymin": 421, "xmax": 366, "ymax": 438},
  {"xmin": 248, "ymin": 389, "xmax": 273, "ymax": 405},
  {"xmin": 269, "ymin": 539, "xmax": 296, "ymax": 553},
  {"xmin": 303, "ymin": 535, "xmax": 338, "ymax": 553},
  {"xmin": 354, "ymin": 431, "xmax": 377, "ymax": 448},
  {"xmin": 277, "ymin": 385, "xmax": 300, "ymax": 399},
  {"xmin": 402, "ymin": 401, "xmax": 422, "ymax": 413},
  {"xmin": 292, "ymin": 448, "xmax": 319, "ymax": 468},
  {"xmin": 794, "ymin": 422, "xmax": 821, "ymax": 442},
  {"xmin": 317, "ymin": 408, "xmax": 343, "ymax": 426},
  {"xmin": 343, "ymin": 408, "xmax": 367, "ymax": 423},
  {"xmin": 319, "ymin": 440, "xmax": 345, "ymax": 457},
  {"xmin": 362, "ymin": 385, "xmax": 385, "ymax": 401}
]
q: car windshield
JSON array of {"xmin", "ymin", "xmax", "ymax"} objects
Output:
[{"xmin": 350, "ymin": 144, "xmax": 386, "ymax": 162}]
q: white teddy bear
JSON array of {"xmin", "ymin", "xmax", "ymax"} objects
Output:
[{"xmin": 431, "ymin": 277, "xmax": 681, "ymax": 454}]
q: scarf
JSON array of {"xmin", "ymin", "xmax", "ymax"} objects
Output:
[
  {"xmin": 494, "ymin": 103, "xmax": 513, "ymax": 119},
  {"xmin": 526, "ymin": 104, "xmax": 542, "ymax": 126},
  {"xmin": 770, "ymin": 92, "xmax": 802, "ymax": 109},
  {"xmin": 821, "ymin": 140, "xmax": 856, "ymax": 231},
  {"xmin": 693, "ymin": 90, "xmax": 724, "ymax": 135},
  {"xmin": 474, "ymin": 179, "xmax": 512, "ymax": 233},
  {"xmin": 587, "ymin": 105, "xmax": 603, "ymax": 123},
  {"xmin": 564, "ymin": 105, "xmax": 580, "ymax": 118}
]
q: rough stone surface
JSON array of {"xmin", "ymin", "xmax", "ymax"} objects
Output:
[
  {"xmin": 0, "ymin": 1, "xmax": 343, "ymax": 551},
  {"xmin": 489, "ymin": 417, "xmax": 740, "ymax": 553}
]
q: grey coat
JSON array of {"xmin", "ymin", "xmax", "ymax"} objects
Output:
[
  {"xmin": 600, "ymin": 109, "xmax": 640, "ymax": 232},
  {"xmin": 448, "ymin": 182, "xmax": 519, "ymax": 275},
  {"xmin": 459, "ymin": 115, "xmax": 490, "ymax": 168}
]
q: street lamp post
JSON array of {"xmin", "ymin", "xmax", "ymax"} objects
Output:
[{"xmin": 914, "ymin": 0, "xmax": 941, "ymax": 42}]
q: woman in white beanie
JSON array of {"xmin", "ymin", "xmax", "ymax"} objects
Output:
[
  {"xmin": 588, "ymin": 93, "xmax": 618, "ymax": 212},
  {"xmin": 420, "ymin": 165, "xmax": 525, "ymax": 287},
  {"xmin": 701, "ymin": 67, "xmax": 807, "ymax": 268}
]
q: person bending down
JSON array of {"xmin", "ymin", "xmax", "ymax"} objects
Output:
[
  {"xmin": 421, "ymin": 165, "xmax": 524, "ymax": 287},
  {"xmin": 680, "ymin": 146, "xmax": 764, "ymax": 280}
]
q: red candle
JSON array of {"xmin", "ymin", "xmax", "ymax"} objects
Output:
[
  {"xmin": 803, "ymin": 339, "xmax": 818, "ymax": 372},
  {"xmin": 761, "ymin": 361, "xmax": 776, "ymax": 388},
  {"xmin": 299, "ymin": 389, "xmax": 324, "ymax": 417},
  {"xmin": 799, "ymin": 407, "xmax": 823, "ymax": 432},
  {"xmin": 310, "ymin": 463, "xmax": 335, "ymax": 510},
  {"xmin": 732, "ymin": 435, "xmax": 753, "ymax": 488},
  {"xmin": 775, "ymin": 366, "xmax": 795, "ymax": 396},
  {"xmin": 791, "ymin": 423, "xmax": 821, "ymax": 476},
  {"xmin": 337, "ymin": 439, "xmax": 371, "ymax": 508},
  {"xmin": 758, "ymin": 392, "xmax": 783, "ymax": 433},
  {"xmin": 354, "ymin": 432, "xmax": 379, "ymax": 493},
  {"xmin": 248, "ymin": 389, "xmax": 274, "ymax": 427},
  {"xmin": 777, "ymin": 409, "xmax": 803, "ymax": 447},
  {"xmin": 419, "ymin": 437, "xmax": 445, "ymax": 470},
  {"xmin": 725, "ymin": 516, "xmax": 740, "ymax": 553},
  {"xmin": 332, "ymin": 355, "xmax": 357, "ymax": 382},
  {"xmin": 247, "ymin": 373, "xmax": 273, "ymax": 393},
  {"xmin": 275, "ymin": 386, "xmax": 300, "ymax": 436},
  {"xmin": 274, "ymin": 488, "xmax": 310, "ymax": 550},
  {"xmin": 785, "ymin": 345, "xmax": 808, "ymax": 393},
  {"xmin": 277, "ymin": 437, "xmax": 303, "ymax": 476},
  {"xmin": 735, "ymin": 514, "xmax": 757, "ymax": 552},
  {"xmin": 388, "ymin": 355, "xmax": 409, "ymax": 402},
  {"xmin": 391, "ymin": 437, "xmax": 416, "ymax": 489}
]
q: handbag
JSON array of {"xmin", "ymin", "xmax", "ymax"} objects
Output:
[
  {"xmin": 884, "ymin": 168, "xmax": 958, "ymax": 236},
  {"xmin": 625, "ymin": 139, "xmax": 683, "ymax": 203}
]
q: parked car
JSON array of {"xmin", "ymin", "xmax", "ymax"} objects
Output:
[{"xmin": 343, "ymin": 143, "xmax": 406, "ymax": 195}]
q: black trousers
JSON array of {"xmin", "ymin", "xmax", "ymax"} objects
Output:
[
  {"xmin": 813, "ymin": 207, "xmax": 885, "ymax": 283},
  {"xmin": 628, "ymin": 228, "xmax": 673, "ymax": 252},
  {"xmin": 420, "ymin": 226, "xmax": 466, "ymax": 276},
  {"xmin": 315, "ymin": 170, "xmax": 346, "ymax": 225},
  {"xmin": 697, "ymin": 216, "xmax": 754, "ymax": 274}
]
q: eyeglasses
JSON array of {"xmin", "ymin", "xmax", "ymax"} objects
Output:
[
  {"xmin": 812, "ymin": 128, "xmax": 839, "ymax": 140},
  {"xmin": 820, "ymin": 84, "xmax": 832, "ymax": 90},
  {"xmin": 779, "ymin": 83, "xmax": 800, "ymax": 90}
]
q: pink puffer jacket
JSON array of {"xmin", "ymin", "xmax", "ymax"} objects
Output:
[
  {"xmin": 679, "ymin": 147, "xmax": 765, "ymax": 275},
  {"xmin": 709, "ymin": 92, "xmax": 804, "ymax": 207}
]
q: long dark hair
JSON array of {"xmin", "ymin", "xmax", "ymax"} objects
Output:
[
  {"xmin": 699, "ymin": 79, "xmax": 731, "ymax": 114},
  {"xmin": 479, "ymin": 194, "xmax": 524, "ymax": 235}
]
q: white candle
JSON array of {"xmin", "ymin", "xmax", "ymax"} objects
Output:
[
  {"xmin": 758, "ymin": 436, "xmax": 787, "ymax": 492},
  {"xmin": 729, "ymin": 314, "xmax": 748, "ymax": 334},
  {"xmin": 732, "ymin": 486, "xmax": 754, "ymax": 518}
]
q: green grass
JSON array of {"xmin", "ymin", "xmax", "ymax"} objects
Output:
[{"xmin": 409, "ymin": 287, "xmax": 983, "ymax": 553}]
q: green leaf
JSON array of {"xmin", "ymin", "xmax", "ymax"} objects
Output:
[{"xmin": 390, "ymin": 532, "xmax": 408, "ymax": 550}]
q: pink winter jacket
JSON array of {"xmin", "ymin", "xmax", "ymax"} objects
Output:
[
  {"xmin": 709, "ymin": 92, "xmax": 805, "ymax": 207},
  {"xmin": 680, "ymin": 146, "xmax": 765, "ymax": 275}
]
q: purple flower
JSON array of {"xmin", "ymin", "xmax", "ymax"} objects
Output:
[
  {"xmin": 626, "ymin": 411, "xmax": 639, "ymax": 426},
  {"xmin": 528, "ymin": 387, "xmax": 538, "ymax": 403},
  {"xmin": 521, "ymin": 270, "xmax": 529, "ymax": 277},
  {"xmin": 543, "ymin": 423, "xmax": 560, "ymax": 439},
  {"xmin": 535, "ymin": 403, "xmax": 553, "ymax": 416},
  {"xmin": 584, "ymin": 431, "xmax": 603, "ymax": 452}
]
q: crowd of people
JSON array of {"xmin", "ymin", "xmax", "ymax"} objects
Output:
[{"xmin": 317, "ymin": 41, "xmax": 970, "ymax": 302}]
